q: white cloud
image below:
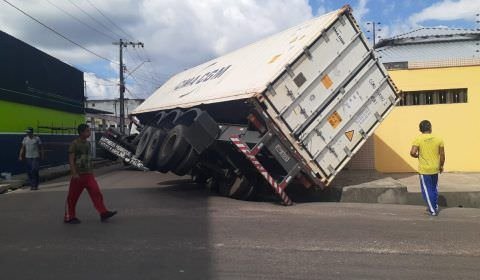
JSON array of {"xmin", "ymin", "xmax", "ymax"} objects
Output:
[
  {"xmin": 353, "ymin": 0, "xmax": 369, "ymax": 22},
  {"xmin": 409, "ymin": 0, "xmax": 480, "ymax": 25},
  {"xmin": 316, "ymin": 6, "xmax": 326, "ymax": 15},
  {"xmin": 313, "ymin": 0, "xmax": 327, "ymax": 15},
  {"xmin": 1, "ymin": 0, "xmax": 314, "ymax": 100},
  {"xmin": 84, "ymin": 73, "xmax": 118, "ymax": 100}
]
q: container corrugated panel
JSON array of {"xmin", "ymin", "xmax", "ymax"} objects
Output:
[
  {"xmin": 133, "ymin": 6, "xmax": 400, "ymax": 185},
  {"xmin": 133, "ymin": 8, "xmax": 346, "ymax": 113},
  {"xmin": 262, "ymin": 11, "xmax": 399, "ymax": 184}
]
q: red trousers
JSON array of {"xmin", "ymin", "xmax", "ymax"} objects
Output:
[{"xmin": 64, "ymin": 173, "xmax": 108, "ymax": 220}]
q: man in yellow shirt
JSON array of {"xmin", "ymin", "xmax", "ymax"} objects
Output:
[{"xmin": 410, "ymin": 120, "xmax": 445, "ymax": 216}]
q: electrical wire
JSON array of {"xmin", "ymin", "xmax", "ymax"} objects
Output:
[
  {"xmin": 124, "ymin": 48, "xmax": 164, "ymax": 83},
  {"xmin": 132, "ymin": 48, "xmax": 166, "ymax": 86},
  {"xmin": 125, "ymin": 87, "xmax": 142, "ymax": 100},
  {"xmin": 85, "ymin": 0, "xmax": 134, "ymax": 41},
  {"xmin": 67, "ymin": 0, "xmax": 124, "ymax": 39},
  {"xmin": 85, "ymin": 81, "xmax": 118, "ymax": 87},
  {"xmin": 44, "ymin": 0, "xmax": 116, "ymax": 41},
  {"xmin": 2, "ymin": 0, "xmax": 118, "ymax": 64}
]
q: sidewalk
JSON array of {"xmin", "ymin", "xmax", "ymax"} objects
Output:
[
  {"xmin": 2, "ymin": 163, "xmax": 479, "ymax": 209},
  {"xmin": 333, "ymin": 170, "xmax": 480, "ymax": 208},
  {"xmin": 0, "ymin": 159, "xmax": 118, "ymax": 194}
]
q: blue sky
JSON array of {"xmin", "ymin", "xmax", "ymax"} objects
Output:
[
  {"xmin": 309, "ymin": 0, "xmax": 478, "ymax": 40},
  {"xmin": 1, "ymin": 0, "xmax": 479, "ymax": 99},
  {"xmin": 310, "ymin": 0, "xmax": 478, "ymax": 27}
]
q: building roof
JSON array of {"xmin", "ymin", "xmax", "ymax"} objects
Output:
[
  {"xmin": 85, "ymin": 107, "xmax": 113, "ymax": 115},
  {"xmin": 388, "ymin": 27, "xmax": 480, "ymax": 41},
  {"xmin": 375, "ymin": 28, "xmax": 480, "ymax": 67},
  {"xmin": 86, "ymin": 98, "xmax": 144, "ymax": 102}
]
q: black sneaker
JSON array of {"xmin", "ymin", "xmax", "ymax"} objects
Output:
[
  {"xmin": 64, "ymin": 218, "xmax": 81, "ymax": 224},
  {"xmin": 100, "ymin": 210, "xmax": 117, "ymax": 222}
]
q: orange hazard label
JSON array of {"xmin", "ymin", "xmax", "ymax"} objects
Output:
[
  {"xmin": 321, "ymin": 75, "xmax": 333, "ymax": 89},
  {"xmin": 328, "ymin": 111, "xmax": 342, "ymax": 128},
  {"xmin": 345, "ymin": 130, "xmax": 354, "ymax": 141},
  {"xmin": 268, "ymin": 54, "xmax": 282, "ymax": 64}
]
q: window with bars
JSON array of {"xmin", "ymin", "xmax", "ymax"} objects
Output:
[{"xmin": 398, "ymin": 88, "xmax": 467, "ymax": 106}]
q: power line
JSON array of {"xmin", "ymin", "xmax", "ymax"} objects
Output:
[
  {"xmin": 44, "ymin": 0, "xmax": 116, "ymax": 41},
  {"xmin": 125, "ymin": 69, "xmax": 163, "ymax": 87},
  {"xmin": 2, "ymin": 0, "xmax": 118, "ymax": 64},
  {"xmin": 131, "ymin": 48, "xmax": 164, "ymax": 85},
  {"xmin": 85, "ymin": 80, "xmax": 118, "ymax": 87},
  {"xmin": 122, "ymin": 48, "xmax": 165, "ymax": 95},
  {"xmin": 140, "ymin": 47, "xmax": 173, "ymax": 81},
  {"xmin": 67, "ymin": 0, "xmax": 124, "ymax": 39},
  {"xmin": 86, "ymin": 0, "xmax": 134, "ymax": 41},
  {"xmin": 125, "ymin": 71, "xmax": 159, "ymax": 98},
  {"xmin": 125, "ymin": 46, "xmax": 171, "ymax": 82},
  {"xmin": 124, "ymin": 48, "xmax": 163, "ymax": 83},
  {"xmin": 125, "ymin": 73, "xmax": 154, "ymax": 94},
  {"xmin": 125, "ymin": 87, "xmax": 142, "ymax": 100}
]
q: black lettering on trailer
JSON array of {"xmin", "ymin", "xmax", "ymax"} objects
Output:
[
  {"xmin": 173, "ymin": 64, "xmax": 232, "ymax": 91},
  {"xmin": 196, "ymin": 72, "xmax": 210, "ymax": 84},
  {"xmin": 212, "ymin": 65, "xmax": 231, "ymax": 79},
  {"xmin": 201, "ymin": 70, "xmax": 216, "ymax": 82}
]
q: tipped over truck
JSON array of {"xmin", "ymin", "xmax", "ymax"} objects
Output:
[{"xmin": 99, "ymin": 5, "xmax": 400, "ymax": 205}]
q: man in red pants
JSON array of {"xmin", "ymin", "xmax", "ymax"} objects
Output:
[{"xmin": 64, "ymin": 124, "xmax": 116, "ymax": 224}]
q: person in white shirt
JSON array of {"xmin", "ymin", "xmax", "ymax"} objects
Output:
[{"xmin": 18, "ymin": 127, "xmax": 43, "ymax": 190}]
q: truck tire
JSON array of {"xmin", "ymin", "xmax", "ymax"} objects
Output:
[
  {"xmin": 219, "ymin": 175, "xmax": 256, "ymax": 200},
  {"xmin": 142, "ymin": 129, "xmax": 167, "ymax": 168},
  {"xmin": 237, "ymin": 181, "xmax": 256, "ymax": 200},
  {"xmin": 156, "ymin": 125, "xmax": 190, "ymax": 173},
  {"xmin": 191, "ymin": 167, "xmax": 211, "ymax": 184},
  {"xmin": 172, "ymin": 146, "xmax": 199, "ymax": 176},
  {"xmin": 135, "ymin": 126, "xmax": 154, "ymax": 159}
]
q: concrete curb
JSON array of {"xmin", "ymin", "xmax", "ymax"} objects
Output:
[
  {"xmin": 341, "ymin": 185, "xmax": 408, "ymax": 204},
  {"xmin": 339, "ymin": 177, "xmax": 408, "ymax": 204},
  {"xmin": 407, "ymin": 192, "xmax": 480, "ymax": 208},
  {"xmin": 338, "ymin": 177, "xmax": 480, "ymax": 209},
  {"xmin": 0, "ymin": 159, "xmax": 118, "ymax": 193}
]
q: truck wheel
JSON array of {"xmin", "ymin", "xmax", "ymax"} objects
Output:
[
  {"xmin": 142, "ymin": 129, "xmax": 166, "ymax": 168},
  {"xmin": 219, "ymin": 175, "xmax": 256, "ymax": 200},
  {"xmin": 218, "ymin": 175, "xmax": 236, "ymax": 197},
  {"xmin": 205, "ymin": 177, "xmax": 219, "ymax": 193},
  {"xmin": 237, "ymin": 182, "xmax": 256, "ymax": 200},
  {"xmin": 135, "ymin": 126, "xmax": 154, "ymax": 159},
  {"xmin": 156, "ymin": 125, "xmax": 190, "ymax": 173},
  {"xmin": 191, "ymin": 167, "xmax": 210, "ymax": 184},
  {"xmin": 172, "ymin": 146, "xmax": 199, "ymax": 176}
]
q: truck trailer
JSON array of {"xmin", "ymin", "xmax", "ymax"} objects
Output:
[{"xmin": 99, "ymin": 5, "xmax": 400, "ymax": 205}]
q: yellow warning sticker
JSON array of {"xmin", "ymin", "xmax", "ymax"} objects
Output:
[
  {"xmin": 328, "ymin": 111, "xmax": 342, "ymax": 128},
  {"xmin": 321, "ymin": 75, "xmax": 333, "ymax": 89},
  {"xmin": 268, "ymin": 54, "xmax": 282, "ymax": 64},
  {"xmin": 345, "ymin": 130, "xmax": 354, "ymax": 142}
]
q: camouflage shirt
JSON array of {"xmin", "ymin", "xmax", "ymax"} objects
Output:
[{"xmin": 69, "ymin": 138, "xmax": 93, "ymax": 174}]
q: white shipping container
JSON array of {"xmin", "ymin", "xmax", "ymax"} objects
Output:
[{"xmin": 133, "ymin": 5, "xmax": 399, "ymax": 185}]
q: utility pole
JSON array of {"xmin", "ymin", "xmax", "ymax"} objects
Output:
[
  {"xmin": 476, "ymin": 13, "xmax": 480, "ymax": 56},
  {"xmin": 366, "ymin": 22, "xmax": 381, "ymax": 47},
  {"xmin": 476, "ymin": 13, "xmax": 479, "ymax": 30},
  {"xmin": 112, "ymin": 39, "xmax": 144, "ymax": 133},
  {"xmin": 84, "ymin": 80, "xmax": 88, "ymax": 112}
]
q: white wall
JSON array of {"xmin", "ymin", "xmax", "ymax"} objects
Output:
[{"xmin": 86, "ymin": 99, "xmax": 144, "ymax": 117}]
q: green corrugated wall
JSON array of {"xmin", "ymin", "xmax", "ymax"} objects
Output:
[{"xmin": 0, "ymin": 99, "xmax": 84, "ymax": 133}]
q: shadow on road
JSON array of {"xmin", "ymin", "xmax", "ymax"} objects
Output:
[{"xmin": 0, "ymin": 177, "xmax": 214, "ymax": 280}]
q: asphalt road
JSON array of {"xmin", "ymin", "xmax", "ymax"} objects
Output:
[{"xmin": 1, "ymin": 165, "xmax": 480, "ymax": 280}]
